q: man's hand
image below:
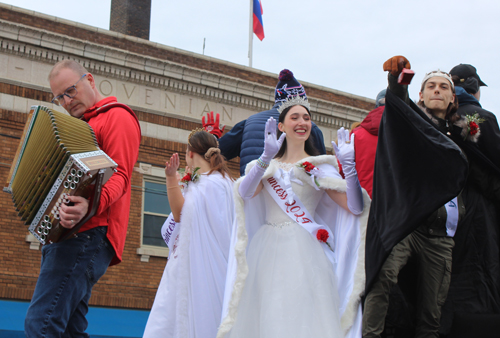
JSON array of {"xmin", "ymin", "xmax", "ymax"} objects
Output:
[
  {"xmin": 383, "ymin": 55, "xmax": 411, "ymax": 76},
  {"xmin": 58, "ymin": 196, "xmax": 89, "ymax": 229},
  {"xmin": 202, "ymin": 111, "xmax": 225, "ymax": 138}
]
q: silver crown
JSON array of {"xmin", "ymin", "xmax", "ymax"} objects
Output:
[{"xmin": 277, "ymin": 95, "xmax": 310, "ymax": 114}]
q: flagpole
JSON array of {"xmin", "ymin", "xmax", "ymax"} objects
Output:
[{"xmin": 248, "ymin": 0, "xmax": 253, "ymax": 67}]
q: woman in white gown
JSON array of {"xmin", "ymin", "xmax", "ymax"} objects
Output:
[
  {"xmin": 143, "ymin": 129, "xmax": 235, "ymax": 338},
  {"xmin": 218, "ymin": 96, "xmax": 370, "ymax": 338}
]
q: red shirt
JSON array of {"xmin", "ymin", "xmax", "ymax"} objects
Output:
[{"xmin": 81, "ymin": 97, "xmax": 141, "ymax": 265}]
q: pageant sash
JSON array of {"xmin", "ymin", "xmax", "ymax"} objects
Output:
[
  {"xmin": 161, "ymin": 213, "xmax": 180, "ymax": 252},
  {"xmin": 263, "ymin": 174, "xmax": 335, "ymax": 251},
  {"xmin": 445, "ymin": 197, "xmax": 459, "ymax": 237}
]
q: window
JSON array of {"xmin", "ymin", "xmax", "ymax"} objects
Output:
[
  {"xmin": 142, "ymin": 178, "xmax": 170, "ymax": 249},
  {"xmin": 136, "ymin": 164, "xmax": 173, "ymax": 261}
]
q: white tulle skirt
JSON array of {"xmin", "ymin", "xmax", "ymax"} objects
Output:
[{"xmin": 227, "ymin": 221, "xmax": 343, "ymax": 338}]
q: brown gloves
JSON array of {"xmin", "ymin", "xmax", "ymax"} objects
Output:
[{"xmin": 383, "ymin": 56, "xmax": 411, "ymax": 76}]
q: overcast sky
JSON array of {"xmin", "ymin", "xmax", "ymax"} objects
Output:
[{"xmin": 4, "ymin": 0, "xmax": 500, "ymax": 121}]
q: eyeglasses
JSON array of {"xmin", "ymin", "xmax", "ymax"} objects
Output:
[{"xmin": 51, "ymin": 73, "xmax": 87, "ymax": 106}]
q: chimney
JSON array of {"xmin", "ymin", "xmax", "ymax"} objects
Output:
[{"xmin": 110, "ymin": 0, "xmax": 152, "ymax": 40}]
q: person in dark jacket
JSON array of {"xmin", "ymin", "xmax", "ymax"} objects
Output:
[
  {"xmin": 450, "ymin": 64, "xmax": 500, "ymax": 170},
  {"xmin": 216, "ymin": 69, "xmax": 326, "ymax": 176},
  {"xmin": 436, "ymin": 65, "xmax": 500, "ymax": 336}
]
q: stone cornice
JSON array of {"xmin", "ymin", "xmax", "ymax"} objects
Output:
[
  {"xmin": 0, "ymin": 3, "xmax": 374, "ymax": 105},
  {"xmin": 0, "ymin": 18, "xmax": 370, "ymax": 126}
]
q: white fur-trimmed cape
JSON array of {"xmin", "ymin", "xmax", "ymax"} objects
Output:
[
  {"xmin": 144, "ymin": 173, "xmax": 235, "ymax": 338},
  {"xmin": 217, "ymin": 155, "xmax": 370, "ymax": 338}
]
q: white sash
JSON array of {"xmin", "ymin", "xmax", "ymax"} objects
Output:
[
  {"xmin": 161, "ymin": 213, "xmax": 181, "ymax": 258},
  {"xmin": 445, "ymin": 197, "xmax": 459, "ymax": 237},
  {"xmin": 263, "ymin": 173, "xmax": 335, "ymax": 252}
]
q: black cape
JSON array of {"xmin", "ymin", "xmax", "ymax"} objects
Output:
[{"xmin": 365, "ymin": 89, "xmax": 469, "ymax": 293}]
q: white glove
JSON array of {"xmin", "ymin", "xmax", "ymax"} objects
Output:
[
  {"xmin": 332, "ymin": 128, "xmax": 363, "ymax": 215},
  {"xmin": 332, "ymin": 127, "xmax": 355, "ymax": 175},
  {"xmin": 239, "ymin": 117, "xmax": 286, "ymax": 200},
  {"xmin": 261, "ymin": 117, "xmax": 286, "ymax": 163}
]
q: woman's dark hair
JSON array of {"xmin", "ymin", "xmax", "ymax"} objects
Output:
[
  {"xmin": 274, "ymin": 105, "xmax": 320, "ymax": 158},
  {"xmin": 418, "ymin": 79, "xmax": 459, "ymax": 122},
  {"xmin": 187, "ymin": 130, "xmax": 233, "ymax": 179}
]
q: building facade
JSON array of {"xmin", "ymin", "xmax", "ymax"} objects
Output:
[{"xmin": 0, "ymin": 3, "xmax": 374, "ymax": 336}]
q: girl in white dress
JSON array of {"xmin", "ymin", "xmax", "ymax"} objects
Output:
[
  {"xmin": 143, "ymin": 129, "xmax": 235, "ymax": 338},
  {"xmin": 218, "ymin": 96, "xmax": 370, "ymax": 338}
]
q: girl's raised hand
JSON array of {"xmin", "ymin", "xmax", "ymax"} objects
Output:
[{"xmin": 165, "ymin": 153, "xmax": 180, "ymax": 177}]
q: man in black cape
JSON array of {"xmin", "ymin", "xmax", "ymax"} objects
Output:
[
  {"xmin": 365, "ymin": 86, "xmax": 469, "ymax": 295},
  {"xmin": 363, "ymin": 56, "xmax": 469, "ymax": 338},
  {"xmin": 364, "ymin": 56, "xmax": 500, "ymax": 338}
]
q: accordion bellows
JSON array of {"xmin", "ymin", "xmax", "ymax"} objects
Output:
[{"xmin": 5, "ymin": 106, "xmax": 117, "ymax": 244}]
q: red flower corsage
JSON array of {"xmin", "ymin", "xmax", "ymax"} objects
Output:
[
  {"xmin": 180, "ymin": 167, "xmax": 200, "ymax": 186},
  {"xmin": 464, "ymin": 113, "xmax": 485, "ymax": 140},
  {"xmin": 469, "ymin": 121, "xmax": 479, "ymax": 135},
  {"xmin": 298, "ymin": 161, "xmax": 321, "ymax": 188},
  {"xmin": 316, "ymin": 229, "xmax": 333, "ymax": 251},
  {"xmin": 302, "ymin": 161, "xmax": 315, "ymax": 173}
]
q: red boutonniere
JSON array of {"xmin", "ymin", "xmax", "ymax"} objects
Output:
[
  {"xmin": 180, "ymin": 167, "xmax": 200, "ymax": 186},
  {"xmin": 316, "ymin": 229, "xmax": 334, "ymax": 251},
  {"xmin": 464, "ymin": 113, "xmax": 485, "ymax": 140},
  {"xmin": 297, "ymin": 161, "xmax": 321, "ymax": 188}
]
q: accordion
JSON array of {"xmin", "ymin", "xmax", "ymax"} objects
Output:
[{"xmin": 4, "ymin": 105, "xmax": 117, "ymax": 245}]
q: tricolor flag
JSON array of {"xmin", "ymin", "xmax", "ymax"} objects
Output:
[{"xmin": 253, "ymin": 0, "xmax": 265, "ymax": 41}]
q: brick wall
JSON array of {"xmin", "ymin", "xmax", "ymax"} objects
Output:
[{"xmin": 110, "ymin": 0, "xmax": 152, "ymax": 40}]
